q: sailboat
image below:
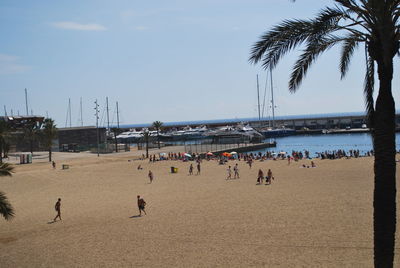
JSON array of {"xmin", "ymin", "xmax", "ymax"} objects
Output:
[{"xmin": 258, "ymin": 70, "xmax": 295, "ymax": 138}]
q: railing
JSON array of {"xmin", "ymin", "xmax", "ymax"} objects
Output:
[{"xmin": 184, "ymin": 142, "xmax": 252, "ymax": 154}]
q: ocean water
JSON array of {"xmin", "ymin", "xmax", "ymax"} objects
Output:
[{"xmin": 249, "ymin": 133, "xmax": 400, "ymax": 157}]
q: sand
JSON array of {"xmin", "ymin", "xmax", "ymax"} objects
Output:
[{"xmin": 0, "ymin": 149, "xmax": 399, "ymax": 267}]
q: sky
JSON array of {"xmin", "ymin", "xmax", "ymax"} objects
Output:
[{"xmin": 0, "ymin": 0, "xmax": 399, "ymax": 128}]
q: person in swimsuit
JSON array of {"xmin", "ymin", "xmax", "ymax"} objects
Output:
[
  {"xmin": 266, "ymin": 169, "xmax": 274, "ymax": 185},
  {"xmin": 189, "ymin": 164, "xmax": 193, "ymax": 175},
  {"xmin": 53, "ymin": 198, "xmax": 62, "ymax": 222},
  {"xmin": 227, "ymin": 166, "xmax": 232, "ymax": 179},
  {"xmin": 137, "ymin": 195, "xmax": 147, "ymax": 216},
  {"xmin": 234, "ymin": 163, "xmax": 239, "ymax": 179},
  {"xmin": 257, "ymin": 169, "xmax": 264, "ymax": 184}
]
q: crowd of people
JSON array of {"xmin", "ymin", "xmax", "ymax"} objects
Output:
[{"xmin": 144, "ymin": 148, "xmax": 373, "ymax": 165}]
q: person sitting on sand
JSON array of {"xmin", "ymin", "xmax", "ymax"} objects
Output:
[
  {"xmin": 266, "ymin": 169, "xmax": 274, "ymax": 185},
  {"xmin": 52, "ymin": 161, "xmax": 56, "ymax": 169},
  {"xmin": 137, "ymin": 165, "xmax": 143, "ymax": 170},
  {"xmin": 137, "ymin": 195, "xmax": 147, "ymax": 216},
  {"xmin": 148, "ymin": 170, "xmax": 154, "ymax": 183},
  {"xmin": 53, "ymin": 198, "xmax": 62, "ymax": 222},
  {"xmin": 311, "ymin": 161, "xmax": 316, "ymax": 168},
  {"xmin": 257, "ymin": 169, "xmax": 264, "ymax": 184}
]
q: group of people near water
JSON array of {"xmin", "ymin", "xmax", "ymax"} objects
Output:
[
  {"xmin": 316, "ymin": 149, "xmax": 372, "ymax": 159},
  {"xmin": 144, "ymin": 148, "xmax": 373, "ymax": 165}
]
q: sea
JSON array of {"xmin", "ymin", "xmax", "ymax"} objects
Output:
[{"xmin": 251, "ymin": 133, "xmax": 400, "ymax": 157}]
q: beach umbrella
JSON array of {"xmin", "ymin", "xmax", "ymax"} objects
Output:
[
  {"xmin": 184, "ymin": 153, "xmax": 191, "ymax": 157},
  {"xmin": 230, "ymin": 151, "xmax": 238, "ymax": 154},
  {"xmin": 222, "ymin": 152, "xmax": 232, "ymax": 157},
  {"xmin": 279, "ymin": 152, "xmax": 286, "ymax": 155},
  {"xmin": 206, "ymin": 152, "xmax": 214, "ymax": 156},
  {"xmin": 160, "ymin": 152, "xmax": 167, "ymax": 156}
]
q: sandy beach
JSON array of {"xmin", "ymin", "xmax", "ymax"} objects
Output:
[{"xmin": 0, "ymin": 149, "xmax": 399, "ymax": 267}]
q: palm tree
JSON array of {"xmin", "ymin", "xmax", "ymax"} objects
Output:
[
  {"xmin": 41, "ymin": 118, "xmax": 58, "ymax": 162},
  {"xmin": 152, "ymin": 121, "xmax": 163, "ymax": 149},
  {"xmin": 22, "ymin": 121, "xmax": 40, "ymax": 154},
  {"xmin": 141, "ymin": 129, "xmax": 151, "ymax": 158},
  {"xmin": 0, "ymin": 162, "xmax": 14, "ymax": 220},
  {"xmin": 249, "ymin": 1, "xmax": 399, "ymax": 267}
]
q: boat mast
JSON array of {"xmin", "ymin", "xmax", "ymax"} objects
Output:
[
  {"xmin": 25, "ymin": 88, "xmax": 29, "ymax": 115},
  {"xmin": 116, "ymin": 101, "xmax": 120, "ymax": 129},
  {"xmin": 257, "ymin": 74, "xmax": 261, "ymax": 124},
  {"xmin": 3, "ymin": 105, "xmax": 7, "ymax": 116},
  {"xmin": 270, "ymin": 69, "xmax": 275, "ymax": 128},
  {"xmin": 106, "ymin": 97, "xmax": 110, "ymax": 130},
  {"xmin": 94, "ymin": 99, "xmax": 100, "ymax": 157},
  {"xmin": 261, "ymin": 73, "xmax": 269, "ymax": 121},
  {"xmin": 69, "ymin": 98, "xmax": 72, "ymax": 127},
  {"xmin": 65, "ymin": 98, "xmax": 72, "ymax": 128},
  {"xmin": 80, "ymin": 97, "xmax": 83, "ymax": 126}
]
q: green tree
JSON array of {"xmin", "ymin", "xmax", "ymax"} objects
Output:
[
  {"xmin": 249, "ymin": 1, "xmax": 399, "ymax": 267},
  {"xmin": 152, "ymin": 121, "xmax": 163, "ymax": 149},
  {"xmin": 41, "ymin": 118, "xmax": 58, "ymax": 162},
  {"xmin": 0, "ymin": 162, "xmax": 14, "ymax": 220}
]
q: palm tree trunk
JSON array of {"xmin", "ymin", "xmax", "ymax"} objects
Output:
[
  {"xmin": 114, "ymin": 130, "xmax": 118, "ymax": 153},
  {"xmin": 146, "ymin": 137, "xmax": 149, "ymax": 159},
  {"xmin": 48, "ymin": 148, "xmax": 52, "ymax": 162},
  {"xmin": 157, "ymin": 130, "xmax": 160, "ymax": 149},
  {"xmin": 0, "ymin": 141, "xmax": 3, "ymax": 163},
  {"xmin": 373, "ymin": 59, "xmax": 396, "ymax": 267}
]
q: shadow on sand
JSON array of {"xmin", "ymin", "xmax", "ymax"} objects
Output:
[{"xmin": 129, "ymin": 215, "xmax": 142, "ymax": 219}]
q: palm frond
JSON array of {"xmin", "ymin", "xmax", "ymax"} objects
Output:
[
  {"xmin": 0, "ymin": 191, "xmax": 14, "ymax": 220},
  {"xmin": 336, "ymin": 0, "xmax": 376, "ymax": 28},
  {"xmin": 289, "ymin": 35, "xmax": 342, "ymax": 92},
  {"xmin": 249, "ymin": 19, "xmax": 312, "ymax": 67},
  {"xmin": 250, "ymin": 7, "xmax": 344, "ymax": 70},
  {"xmin": 340, "ymin": 34, "xmax": 360, "ymax": 79},
  {"xmin": 0, "ymin": 163, "xmax": 14, "ymax": 177}
]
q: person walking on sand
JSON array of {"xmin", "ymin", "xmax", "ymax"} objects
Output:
[
  {"xmin": 137, "ymin": 195, "xmax": 147, "ymax": 216},
  {"xmin": 189, "ymin": 164, "xmax": 193, "ymax": 175},
  {"xmin": 196, "ymin": 162, "xmax": 201, "ymax": 175},
  {"xmin": 53, "ymin": 198, "xmax": 62, "ymax": 222},
  {"xmin": 248, "ymin": 158, "xmax": 253, "ymax": 169},
  {"xmin": 257, "ymin": 169, "xmax": 264, "ymax": 184},
  {"xmin": 226, "ymin": 166, "xmax": 232, "ymax": 180},
  {"xmin": 234, "ymin": 163, "xmax": 240, "ymax": 179},
  {"xmin": 52, "ymin": 161, "xmax": 56, "ymax": 169},
  {"xmin": 266, "ymin": 169, "xmax": 274, "ymax": 185},
  {"xmin": 148, "ymin": 170, "xmax": 154, "ymax": 183}
]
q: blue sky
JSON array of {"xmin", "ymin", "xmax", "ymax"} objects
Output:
[{"xmin": 0, "ymin": 0, "xmax": 399, "ymax": 127}]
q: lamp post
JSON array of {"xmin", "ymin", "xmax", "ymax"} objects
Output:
[{"xmin": 94, "ymin": 100, "xmax": 100, "ymax": 157}]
